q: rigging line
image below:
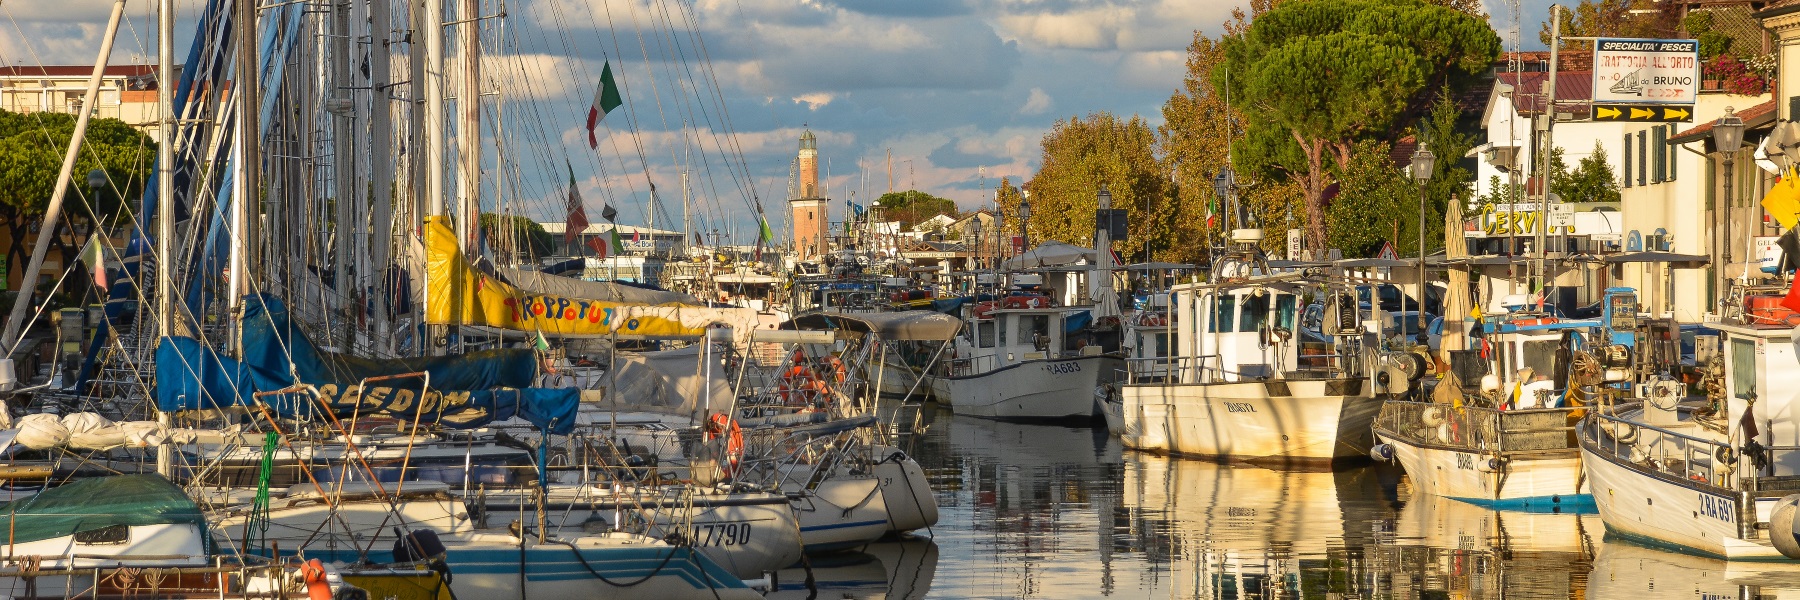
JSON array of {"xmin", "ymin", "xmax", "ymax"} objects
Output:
[
  {"xmin": 653, "ymin": 0, "xmax": 745, "ymax": 232},
  {"xmin": 529, "ymin": 1, "xmax": 633, "ymax": 220},
  {"xmin": 668, "ymin": 0, "xmax": 759, "ymax": 207}
]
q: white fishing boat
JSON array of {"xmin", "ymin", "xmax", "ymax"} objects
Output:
[
  {"xmin": 1578, "ymin": 319, "xmax": 1800, "ymax": 561},
  {"xmin": 937, "ymin": 296, "xmax": 1117, "ymax": 420},
  {"xmin": 1117, "ymin": 230, "xmax": 1391, "ymax": 465}
]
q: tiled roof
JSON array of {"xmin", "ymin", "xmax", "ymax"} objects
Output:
[
  {"xmin": 1495, "ymin": 71, "xmax": 1595, "ymax": 115},
  {"xmin": 1671, "ymin": 98, "xmax": 1778, "ymax": 143}
]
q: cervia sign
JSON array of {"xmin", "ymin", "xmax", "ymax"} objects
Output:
[{"xmin": 1593, "ymin": 39, "xmax": 1700, "ymax": 105}]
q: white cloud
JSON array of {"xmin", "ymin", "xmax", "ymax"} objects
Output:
[
  {"xmin": 1020, "ymin": 87, "xmax": 1052, "ymax": 115},
  {"xmin": 793, "ymin": 93, "xmax": 835, "ymax": 110}
]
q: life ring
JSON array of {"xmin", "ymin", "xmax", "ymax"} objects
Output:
[
  {"xmin": 706, "ymin": 414, "xmax": 744, "ymax": 479},
  {"xmin": 1420, "ymin": 406, "xmax": 1446, "ymax": 427},
  {"xmin": 1512, "ymin": 317, "xmax": 1559, "ymax": 327},
  {"xmin": 1002, "ymin": 295, "xmax": 1049, "ymax": 309},
  {"xmin": 780, "ymin": 364, "xmax": 821, "ymax": 405},
  {"xmin": 972, "ymin": 301, "xmax": 1001, "ymax": 320},
  {"xmin": 301, "ymin": 558, "xmax": 333, "ymax": 600}
]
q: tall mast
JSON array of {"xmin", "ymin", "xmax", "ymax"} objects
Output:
[
  {"xmin": 424, "ymin": 0, "xmax": 446, "ymax": 221},
  {"xmin": 369, "ymin": 0, "xmax": 394, "ymax": 353},
  {"xmin": 331, "ymin": 0, "xmax": 356, "ymax": 345},
  {"xmin": 237, "ymin": 0, "xmax": 261, "ymax": 295},
  {"xmin": 456, "ymin": 0, "xmax": 480, "ymax": 247}
]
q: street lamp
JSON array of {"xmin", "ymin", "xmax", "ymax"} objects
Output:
[
  {"xmin": 1410, "ymin": 145, "xmax": 1435, "ymax": 346},
  {"xmin": 1018, "ymin": 197, "xmax": 1032, "ymax": 252},
  {"xmin": 1713, "ymin": 106, "xmax": 1745, "ymax": 312},
  {"xmin": 971, "ymin": 219, "xmax": 984, "ymax": 270},
  {"xmin": 84, "ymin": 169, "xmax": 106, "ymax": 236}
]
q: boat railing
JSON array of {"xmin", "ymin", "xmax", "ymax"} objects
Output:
[
  {"xmin": 944, "ymin": 354, "xmax": 1000, "ymax": 377},
  {"xmin": 1375, "ymin": 400, "xmax": 1581, "ymax": 454},
  {"xmin": 1586, "ymin": 411, "xmax": 1731, "ymax": 489},
  {"xmin": 1122, "ymin": 356, "xmax": 1176, "ymax": 384}
]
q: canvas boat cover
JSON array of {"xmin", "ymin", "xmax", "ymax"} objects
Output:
[
  {"xmin": 1002, "ymin": 241, "xmax": 1096, "ymax": 269},
  {"xmin": 156, "ymin": 294, "xmax": 578, "ymax": 434},
  {"xmin": 591, "ymin": 345, "xmax": 735, "ymax": 417},
  {"xmin": 493, "ymin": 264, "xmax": 703, "ymax": 306},
  {"xmin": 782, "ymin": 311, "xmax": 962, "ymax": 341},
  {"xmin": 0, "ymin": 474, "xmax": 204, "ymax": 544}
]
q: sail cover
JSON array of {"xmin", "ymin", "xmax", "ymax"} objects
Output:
[
  {"xmin": 155, "ymin": 294, "xmax": 576, "ymax": 433},
  {"xmin": 424, "ymin": 216, "xmax": 744, "ymax": 338}
]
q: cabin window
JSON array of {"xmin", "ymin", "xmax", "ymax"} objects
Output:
[
  {"xmin": 1521, "ymin": 340, "xmax": 1559, "ymax": 382},
  {"xmin": 1018, "ymin": 315, "xmax": 1050, "ymax": 345},
  {"xmin": 1731, "ymin": 338, "xmax": 1757, "ymax": 400},
  {"xmin": 1275, "ymin": 295, "xmax": 1297, "ymax": 331},
  {"xmin": 1210, "ymin": 296, "xmax": 1236, "ymax": 333},
  {"xmin": 976, "ymin": 322, "xmax": 996, "ymax": 348},
  {"xmin": 1239, "ymin": 295, "xmax": 1268, "ymax": 332},
  {"xmin": 1142, "ymin": 332, "xmax": 1171, "ymax": 358}
]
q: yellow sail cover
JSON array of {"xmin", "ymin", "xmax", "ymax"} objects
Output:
[{"xmin": 425, "ymin": 216, "xmax": 714, "ymax": 338}]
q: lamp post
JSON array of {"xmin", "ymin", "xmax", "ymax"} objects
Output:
[
  {"xmin": 971, "ymin": 219, "xmax": 984, "ymax": 271},
  {"xmin": 84, "ymin": 168, "xmax": 106, "ymax": 237},
  {"xmin": 1712, "ymin": 106, "xmax": 1744, "ymax": 313},
  {"xmin": 1018, "ymin": 197, "xmax": 1032, "ymax": 253},
  {"xmin": 1411, "ymin": 145, "xmax": 1435, "ymax": 346}
]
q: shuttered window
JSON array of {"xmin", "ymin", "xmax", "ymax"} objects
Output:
[{"xmin": 1623, "ymin": 134, "xmax": 1633, "ymax": 188}]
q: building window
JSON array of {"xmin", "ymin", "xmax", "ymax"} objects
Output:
[
  {"xmin": 1666, "ymin": 124, "xmax": 1677, "ymax": 182},
  {"xmin": 1638, "ymin": 131, "xmax": 1647, "ymax": 187},
  {"xmin": 1651, "ymin": 126, "xmax": 1665, "ymax": 184},
  {"xmin": 1623, "ymin": 134, "xmax": 1632, "ymax": 188}
]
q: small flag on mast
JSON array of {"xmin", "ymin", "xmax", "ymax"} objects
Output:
[
  {"xmin": 586, "ymin": 62, "xmax": 624, "ymax": 149},
  {"xmin": 563, "ymin": 161, "xmax": 588, "ymax": 246}
]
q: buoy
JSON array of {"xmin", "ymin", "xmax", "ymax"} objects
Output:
[
  {"xmin": 1421, "ymin": 406, "xmax": 1446, "ymax": 427},
  {"xmin": 706, "ymin": 414, "xmax": 744, "ymax": 479},
  {"xmin": 301, "ymin": 558, "xmax": 333, "ymax": 600},
  {"xmin": 1476, "ymin": 455, "xmax": 1507, "ymax": 473},
  {"xmin": 1770, "ymin": 494, "xmax": 1800, "ymax": 560},
  {"xmin": 1436, "ymin": 422, "xmax": 1452, "ymax": 444}
]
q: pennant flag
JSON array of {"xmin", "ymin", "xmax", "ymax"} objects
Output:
[
  {"xmin": 755, "ymin": 213, "xmax": 774, "ymax": 261},
  {"xmin": 632, "ymin": 229, "xmax": 641, "ymax": 243},
  {"xmin": 563, "ymin": 161, "xmax": 589, "ymax": 245},
  {"xmin": 1781, "ymin": 260, "xmax": 1800, "ymax": 315},
  {"xmin": 586, "ymin": 235, "xmax": 610, "ymax": 259},
  {"xmin": 78, "ymin": 236, "xmax": 106, "ymax": 291},
  {"xmin": 1764, "ymin": 166, "xmax": 1800, "ymax": 230},
  {"xmin": 586, "ymin": 62, "xmax": 624, "ymax": 148},
  {"xmin": 609, "ymin": 227, "xmax": 626, "ymax": 256},
  {"xmin": 601, "ymin": 202, "xmax": 618, "ymax": 223}
]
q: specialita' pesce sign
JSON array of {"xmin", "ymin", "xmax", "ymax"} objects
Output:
[{"xmin": 1593, "ymin": 38, "xmax": 1700, "ymax": 105}]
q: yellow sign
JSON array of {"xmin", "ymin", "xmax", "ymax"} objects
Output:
[
  {"xmin": 1761, "ymin": 166, "xmax": 1800, "ymax": 230},
  {"xmin": 1592, "ymin": 104, "xmax": 1694, "ymax": 122},
  {"xmin": 425, "ymin": 216, "xmax": 720, "ymax": 338}
]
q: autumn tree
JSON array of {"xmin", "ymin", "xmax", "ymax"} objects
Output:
[
  {"xmin": 1024, "ymin": 112, "xmax": 1173, "ymax": 261},
  {"xmin": 1540, "ymin": 0, "xmax": 1680, "ymax": 53},
  {"xmin": 1218, "ymin": 0, "xmax": 1499, "ymax": 252}
]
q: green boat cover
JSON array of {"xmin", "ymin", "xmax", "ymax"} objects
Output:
[{"xmin": 0, "ymin": 474, "xmax": 204, "ymax": 544}]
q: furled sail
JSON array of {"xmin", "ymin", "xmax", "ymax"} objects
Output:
[{"xmin": 154, "ymin": 294, "xmax": 576, "ymax": 433}]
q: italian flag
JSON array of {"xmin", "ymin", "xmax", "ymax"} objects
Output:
[{"xmin": 586, "ymin": 62, "xmax": 623, "ymax": 148}]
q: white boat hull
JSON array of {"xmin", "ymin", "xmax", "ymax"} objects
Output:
[
  {"xmin": 1119, "ymin": 378, "xmax": 1377, "ymax": 465},
  {"xmin": 944, "ymin": 355, "xmax": 1111, "ymax": 420},
  {"xmin": 1378, "ymin": 431, "xmax": 1588, "ymax": 509},
  {"xmin": 790, "ymin": 476, "xmax": 893, "ymax": 553},
  {"xmin": 870, "ymin": 446, "xmax": 938, "ymax": 532},
  {"xmin": 1579, "ymin": 438, "xmax": 1784, "ymax": 560}
]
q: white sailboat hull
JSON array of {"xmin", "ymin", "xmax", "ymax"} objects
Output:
[
  {"xmin": 943, "ymin": 355, "xmax": 1111, "ymax": 420},
  {"xmin": 1119, "ymin": 378, "xmax": 1377, "ymax": 465}
]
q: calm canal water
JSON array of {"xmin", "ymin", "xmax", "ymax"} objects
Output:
[{"xmin": 777, "ymin": 406, "xmax": 1800, "ymax": 599}]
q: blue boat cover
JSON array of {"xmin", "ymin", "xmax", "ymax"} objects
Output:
[
  {"xmin": 1064, "ymin": 310, "xmax": 1092, "ymax": 333},
  {"xmin": 155, "ymin": 294, "xmax": 575, "ymax": 433}
]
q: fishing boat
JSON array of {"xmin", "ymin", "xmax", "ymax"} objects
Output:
[{"xmin": 1117, "ymin": 229, "xmax": 1393, "ymax": 465}]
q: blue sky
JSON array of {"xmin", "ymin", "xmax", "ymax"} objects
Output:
[{"xmin": 1, "ymin": 0, "xmax": 1552, "ymax": 243}]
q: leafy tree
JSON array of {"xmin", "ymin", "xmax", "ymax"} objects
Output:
[
  {"xmin": 873, "ymin": 190, "xmax": 958, "ymax": 229},
  {"xmin": 1327, "ymin": 140, "xmax": 1414, "ymax": 257},
  {"xmin": 0, "ymin": 109, "xmax": 152, "ymax": 297},
  {"xmin": 1218, "ymin": 0, "xmax": 1500, "ymax": 252},
  {"xmin": 1539, "ymin": 0, "xmax": 1680, "ymax": 53},
  {"xmin": 1551, "ymin": 142, "xmax": 1621, "ymax": 204},
  {"xmin": 1416, "ymin": 91, "xmax": 1477, "ymax": 255},
  {"xmin": 479, "ymin": 213, "xmax": 554, "ymax": 259},
  {"xmin": 1024, "ymin": 112, "xmax": 1173, "ymax": 260}
]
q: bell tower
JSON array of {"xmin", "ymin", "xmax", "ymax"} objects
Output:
[{"xmin": 790, "ymin": 128, "xmax": 828, "ymax": 261}]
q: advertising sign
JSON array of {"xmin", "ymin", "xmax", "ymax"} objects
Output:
[{"xmin": 1593, "ymin": 38, "xmax": 1699, "ymax": 105}]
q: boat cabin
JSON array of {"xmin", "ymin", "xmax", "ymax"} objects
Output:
[
  {"xmin": 1170, "ymin": 284, "xmax": 1304, "ymax": 383},
  {"xmin": 949, "ymin": 301, "xmax": 1094, "ymax": 376},
  {"xmin": 1711, "ymin": 322, "xmax": 1800, "ymax": 476}
]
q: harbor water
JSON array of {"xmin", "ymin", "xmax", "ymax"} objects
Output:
[{"xmin": 783, "ymin": 406, "xmax": 1800, "ymax": 599}]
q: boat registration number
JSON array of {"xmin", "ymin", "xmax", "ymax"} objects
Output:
[
  {"xmin": 1046, "ymin": 362, "xmax": 1082, "ymax": 374},
  {"xmin": 696, "ymin": 522, "xmax": 754, "ymax": 547}
]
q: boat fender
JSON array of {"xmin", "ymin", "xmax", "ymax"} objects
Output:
[
  {"xmin": 1770, "ymin": 494, "xmax": 1800, "ymax": 560},
  {"xmin": 1369, "ymin": 443, "xmax": 1396, "ymax": 462},
  {"xmin": 1436, "ymin": 423, "xmax": 1452, "ymax": 445},
  {"xmin": 301, "ymin": 559, "xmax": 334, "ymax": 600},
  {"xmin": 1476, "ymin": 455, "xmax": 1508, "ymax": 473},
  {"xmin": 393, "ymin": 528, "xmax": 448, "ymax": 563},
  {"xmin": 1420, "ymin": 406, "xmax": 1446, "ymax": 427},
  {"xmin": 1716, "ymin": 446, "xmax": 1738, "ymax": 467}
]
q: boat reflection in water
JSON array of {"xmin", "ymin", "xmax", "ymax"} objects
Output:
[{"xmin": 795, "ymin": 408, "xmax": 1800, "ymax": 598}]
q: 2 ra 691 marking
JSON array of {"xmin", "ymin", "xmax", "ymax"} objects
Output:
[{"xmin": 1046, "ymin": 362, "xmax": 1082, "ymax": 375}]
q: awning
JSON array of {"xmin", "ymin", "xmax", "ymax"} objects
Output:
[
  {"xmin": 1602, "ymin": 251, "xmax": 1710, "ymax": 266},
  {"xmin": 782, "ymin": 311, "xmax": 963, "ymax": 341},
  {"xmin": 1002, "ymin": 241, "xmax": 1096, "ymax": 269},
  {"xmin": 1336, "ymin": 258, "xmax": 1414, "ymax": 268},
  {"xmin": 1123, "ymin": 262, "xmax": 1195, "ymax": 271}
]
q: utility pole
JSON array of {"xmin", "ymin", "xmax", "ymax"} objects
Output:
[{"xmin": 1536, "ymin": 4, "xmax": 1561, "ymax": 299}]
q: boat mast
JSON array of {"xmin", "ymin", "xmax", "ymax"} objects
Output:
[
  {"xmin": 0, "ymin": 0, "xmax": 127, "ymax": 355},
  {"xmin": 422, "ymin": 0, "xmax": 447, "ymax": 352},
  {"xmin": 456, "ymin": 0, "xmax": 480, "ymax": 249},
  {"xmin": 370, "ymin": 0, "xmax": 394, "ymax": 354},
  {"xmin": 156, "ymin": 0, "xmax": 176, "ymax": 477},
  {"xmin": 331, "ymin": 0, "xmax": 356, "ymax": 347}
]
